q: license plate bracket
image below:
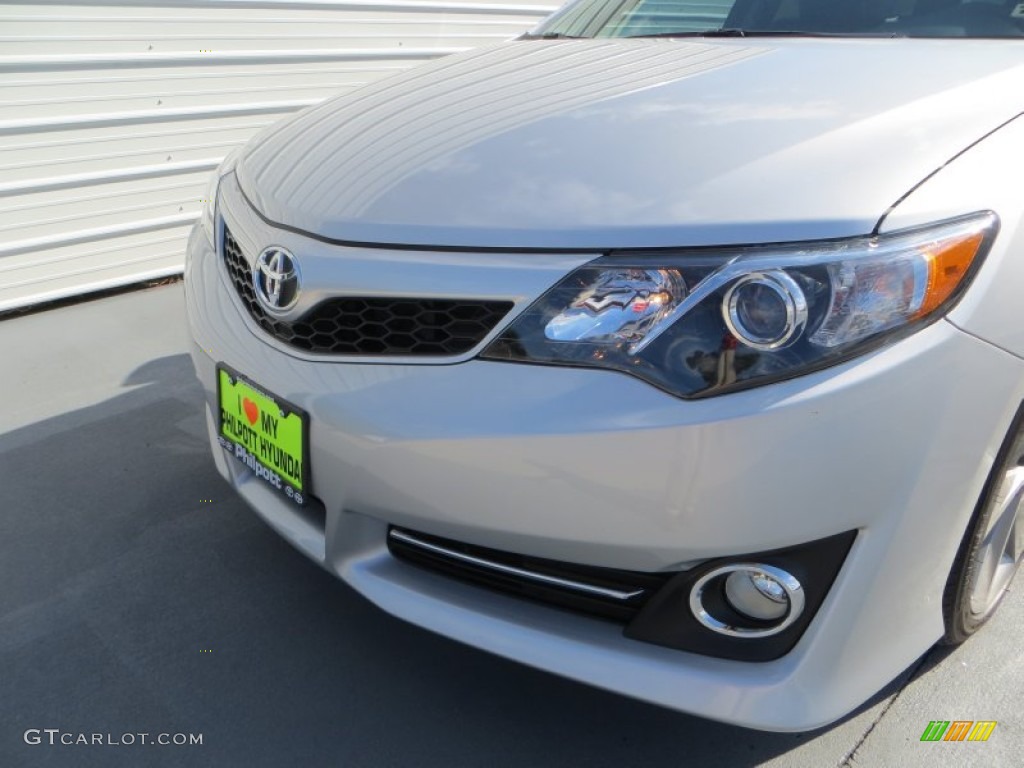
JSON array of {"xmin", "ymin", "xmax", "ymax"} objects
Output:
[{"xmin": 216, "ymin": 363, "xmax": 310, "ymax": 505}]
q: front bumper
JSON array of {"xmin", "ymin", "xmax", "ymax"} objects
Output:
[{"xmin": 184, "ymin": 201, "xmax": 1024, "ymax": 730}]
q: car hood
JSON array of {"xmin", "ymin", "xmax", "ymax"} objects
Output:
[{"xmin": 237, "ymin": 39, "xmax": 1024, "ymax": 250}]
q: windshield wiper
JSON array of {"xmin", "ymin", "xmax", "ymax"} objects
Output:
[
  {"xmin": 623, "ymin": 28, "xmax": 905, "ymax": 39},
  {"xmin": 520, "ymin": 31, "xmax": 586, "ymax": 40},
  {"xmin": 523, "ymin": 28, "xmax": 906, "ymax": 41}
]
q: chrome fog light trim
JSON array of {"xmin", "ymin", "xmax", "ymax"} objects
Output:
[{"xmin": 690, "ymin": 563, "xmax": 805, "ymax": 638}]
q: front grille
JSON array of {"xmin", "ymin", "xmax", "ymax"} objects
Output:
[
  {"xmin": 223, "ymin": 228, "xmax": 514, "ymax": 356},
  {"xmin": 387, "ymin": 527, "xmax": 673, "ymax": 623}
]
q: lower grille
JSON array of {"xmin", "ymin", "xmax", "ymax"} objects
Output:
[
  {"xmin": 387, "ymin": 527, "xmax": 673, "ymax": 623},
  {"xmin": 222, "ymin": 228, "xmax": 513, "ymax": 356}
]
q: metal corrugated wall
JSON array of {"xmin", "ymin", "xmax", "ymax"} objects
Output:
[{"xmin": 0, "ymin": 0, "xmax": 554, "ymax": 311}]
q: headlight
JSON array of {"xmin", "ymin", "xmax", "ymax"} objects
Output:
[
  {"xmin": 199, "ymin": 147, "xmax": 242, "ymax": 246},
  {"xmin": 482, "ymin": 212, "xmax": 997, "ymax": 398}
]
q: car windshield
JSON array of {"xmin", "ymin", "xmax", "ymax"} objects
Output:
[{"xmin": 529, "ymin": 0, "xmax": 1024, "ymax": 39}]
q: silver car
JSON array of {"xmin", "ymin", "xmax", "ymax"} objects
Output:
[{"xmin": 185, "ymin": 0, "xmax": 1024, "ymax": 731}]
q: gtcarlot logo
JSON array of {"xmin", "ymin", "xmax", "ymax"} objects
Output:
[
  {"xmin": 920, "ymin": 720, "xmax": 997, "ymax": 742},
  {"xmin": 24, "ymin": 729, "xmax": 203, "ymax": 747}
]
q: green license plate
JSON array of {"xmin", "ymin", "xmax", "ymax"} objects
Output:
[{"xmin": 216, "ymin": 364, "xmax": 309, "ymax": 505}]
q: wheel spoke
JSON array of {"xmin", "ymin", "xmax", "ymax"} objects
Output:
[{"xmin": 1007, "ymin": 498, "xmax": 1023, "ymax": 565}]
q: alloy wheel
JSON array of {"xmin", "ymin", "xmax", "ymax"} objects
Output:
[{"xmin": 968, "ymin": 464, "xmax": 1024, "ymax": 618}]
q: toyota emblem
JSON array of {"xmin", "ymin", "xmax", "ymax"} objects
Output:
[{"xmin": 253, "ymin": 246, "xmax": 300, "ymax": 313}]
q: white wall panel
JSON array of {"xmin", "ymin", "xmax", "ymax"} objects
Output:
[{"xmin": 0, "ymin": 0, "xmax": 555, "ymax": 311}]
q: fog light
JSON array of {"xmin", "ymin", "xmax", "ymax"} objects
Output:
[
  {"xmin": 725, "ymin": 569, "xmax": 789, "ymax": 621},
  {"xmin": 689, "ymin": 563, "xmax": 805, "ymax": 638},
  {"xmin": 723, "ymin": 271, "xmax": 807, "ymax": 350}
]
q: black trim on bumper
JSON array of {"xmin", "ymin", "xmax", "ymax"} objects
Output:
[
  {"xmin": 625, "ymin": 530, "xmax": 857, "ymax": 661},
  {"xmin": 388, "ymin": 525, "xmax": 856, "ymax": 662},
  {"xmin": 387, "ymin": 527, "xmax": 672, "ymax": 623}
]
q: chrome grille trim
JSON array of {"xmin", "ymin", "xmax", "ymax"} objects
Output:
[{"xmin": 388, "ymin": 528, "xmax": 646, "ymax": 601}]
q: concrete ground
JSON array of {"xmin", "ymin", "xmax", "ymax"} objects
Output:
[{"xmin": 0, "ymin": 282, "xmax": 1020, "ymax": 768}]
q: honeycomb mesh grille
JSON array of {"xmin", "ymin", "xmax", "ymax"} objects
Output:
[{"xmin": 222, "ymin": 229, "xmax": 514, "ymax": 356}]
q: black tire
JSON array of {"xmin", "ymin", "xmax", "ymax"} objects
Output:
[{"xmin": 941, "ymin": 406, "xmax": 1024, "ymax": 645}]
